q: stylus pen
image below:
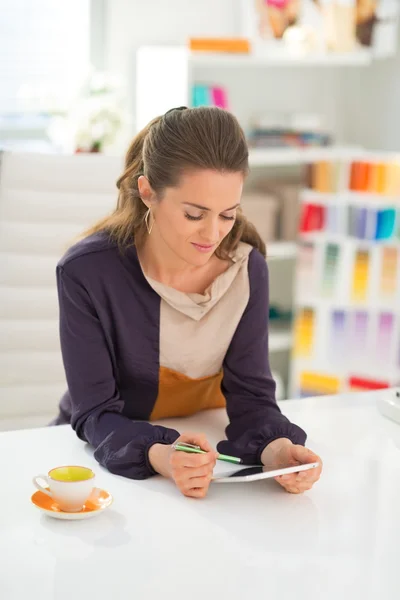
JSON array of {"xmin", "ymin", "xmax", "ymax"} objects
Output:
[{"xmin": 172, "ymin": 442, "xmax": 242, "ymax": 465}]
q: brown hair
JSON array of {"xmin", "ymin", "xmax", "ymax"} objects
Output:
[{"xmin": 84, "ymin": 106, "xmax": 266, "ymax": 258}]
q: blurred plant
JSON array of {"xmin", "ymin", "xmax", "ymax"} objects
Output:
[{"xmin": 46, "ymin": 68, "xmax": 129, "ymax": 153}]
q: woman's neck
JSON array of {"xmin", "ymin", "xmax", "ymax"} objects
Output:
[
  {"xmin": 137, "ymin": 230, "xmax": 230, "ymax": 294},
  {"xmin": 138, "ymin": 230, "xmax": 205, "ymax": 287}
]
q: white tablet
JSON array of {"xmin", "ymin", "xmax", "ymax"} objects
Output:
[{"xmin": 212, "ymin": 462, "xmax": 319, "ymax": 483}]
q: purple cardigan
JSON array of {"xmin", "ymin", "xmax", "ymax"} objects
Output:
[{"xmin": 53, "ymin": 232, "xmax": 306, "ymax": 479}]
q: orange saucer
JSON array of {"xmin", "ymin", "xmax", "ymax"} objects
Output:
[{"xmin": 31, "ymin": 488, "xmax": 113, "ymax": 520}]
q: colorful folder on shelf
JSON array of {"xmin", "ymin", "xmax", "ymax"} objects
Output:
[
  {"xmin": 376, "ymin": 312, "xmax": 395, "ymax": 366},
  {"xmin": 211, "ymin": 86, "xmax": 228, "ymax": 109},
  {"xmin": 192, "ymin": 85, "xmax": 228, "ymax": 109},
  {"xmin": 380, "ymin": 247, "xmax": 398, "ymax": 297},
  {"xmin": 351, "ymin": 311, "xmax": 369, "ymax": 357},
  {"xmin": 312, "ymin": 162, "xmax": 333, "ymax": 193},
  {"xmin": 367, "ymin": 163, "xmax": 386, "ymax": 194},
  {"xmin": 325, "ymin": 205, "xmax": 340, "ymax": 234},
  {"xmin": 189, "ymin": 38, "xmax": 250, "ymax": 54},
  {"xmin": 297, "ymin": 242, "xmax": 316, "ymax": 297},
  {"xmin": 351, "ymin": 249, "xmax": 370, "ymax": 302},
  {"xmin": 376, "ymin": 209, "xmax": 396, "ymax": 240},
  {"xmin": 348, "ymin": 376, "xmax": 389, "ymax": 392},
  {"xmin": 385, "ymin": 162, "xmax": 400, "ymax": 196},
  {"xmin": 192, "ymin": 84, "xmax": 211, "ymax": 107},
  {"xmin": 299, "ymin": 203, "xmax": 325, "ymax": 233},
  {"xmin": 330, "ymin": 310, "xmax": 347, "ymax": 362},
  {"xmin": 350, "ymin": 162, "xmax": 370, "ymax": 192},
  {"xmin": 350, "ymin": 161, "xmax": 400, "ymax": 195},
  {"xmin": 348, "ymin": 206, "xmax": 368, "ymax": 239},
  {"xmin": 294, "ymin": 308, "xmax": 315, "ymax": 357},
  {"xmin": 322, "ymin": 243, "xmax": 340, "ymax": 296},
  {"xmin": 299, "ymin": 372, "xmax": 341, "ymax": 397}
]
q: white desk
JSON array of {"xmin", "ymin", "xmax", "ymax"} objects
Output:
[{"xmin": 1, "ymin": 390, "xmax": 400, "ymax": 600}]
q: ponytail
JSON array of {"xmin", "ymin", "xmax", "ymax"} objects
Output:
[{"xmin": 82, "ymin": 116, "xmax": 161, "ymax": 248}]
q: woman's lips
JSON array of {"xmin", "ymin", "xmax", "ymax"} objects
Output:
[{"xmin": 191, "ymin": 243, "xmax": 215, "ymax": 253}]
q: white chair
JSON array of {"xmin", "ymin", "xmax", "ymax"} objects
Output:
[{"xmin": 0, "ymin": 151, "xmax": 123, "ymax": 431}]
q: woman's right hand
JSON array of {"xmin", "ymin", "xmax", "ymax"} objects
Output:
[{"xmin": 148, "ymin": 432, "xmax": 218, "ymax": 498}]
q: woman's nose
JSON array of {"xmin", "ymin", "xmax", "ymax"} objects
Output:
[{"xmin": 200, "ymin": 218, "xmax": 219, "ymax": 242}]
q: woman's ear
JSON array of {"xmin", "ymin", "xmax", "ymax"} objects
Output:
[{"xmin": 138, "ymin": 175, "xmax": 153, "ymax": 207}]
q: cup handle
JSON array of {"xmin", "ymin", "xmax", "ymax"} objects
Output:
[
  {"xmin": 33, "ymin": 475, "xmax": 52, "ymax": 497},
  {"xmin": 88, "ymin": 487, "xmax": 100, "ymax": 501}
]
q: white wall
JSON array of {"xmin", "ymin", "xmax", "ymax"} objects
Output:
[
  {"xmin": 105, "ymin": 0, "xmax": 238, "ymax": 98},
  {"xmin": 341, "ymin": 31, "xmax": 400, "ymax": 152}
]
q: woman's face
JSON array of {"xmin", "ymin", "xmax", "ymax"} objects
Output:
[{"xmin": 139, "ymin": 169, "xmax": 243, "ymax": 266}]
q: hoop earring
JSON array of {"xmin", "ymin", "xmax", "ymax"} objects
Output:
[{"xmin": 144, "ymin": 208, "xmax": 154, "ymax": 235}]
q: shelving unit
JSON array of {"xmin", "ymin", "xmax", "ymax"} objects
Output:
[{"xmin": 292, "ymin": 152, "xmax": 400, "ymax": 397}]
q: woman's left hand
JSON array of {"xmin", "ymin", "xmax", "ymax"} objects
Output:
[{"xmin": 261, "ymin": 438, "xmax": 322, "ymax": 494}]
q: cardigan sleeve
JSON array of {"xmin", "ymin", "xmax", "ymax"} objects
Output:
[
  {"xmin": 217, "ymin": 250, "xmax": 307, "ymax": 464},
  {"xmin": 57, "ymin": 265, "xmax": 179, "ymax": 480}
]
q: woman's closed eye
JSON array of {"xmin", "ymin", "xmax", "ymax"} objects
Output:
[
  {"xmin": 220, "ymin": 213, "xmax": 236, "ymax": 221},
  {"xmin": 184, "ymin": 212, "xmax": 236, "ymax": 222},
  {"xmin": 184, "ymin": 212, "xmax": 203, "ymax": 221}
]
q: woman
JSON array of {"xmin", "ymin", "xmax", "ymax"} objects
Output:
[{"xmin": 54, "ymin": 106, "xmax": 322, "ymax": 498}]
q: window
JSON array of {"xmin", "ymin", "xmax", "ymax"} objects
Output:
[{"xmin": 0, "ymin": 0, "xmax": 90, "ymax": 114}]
